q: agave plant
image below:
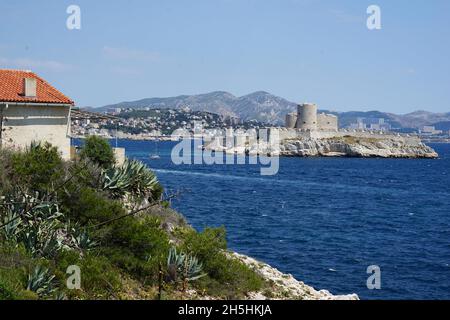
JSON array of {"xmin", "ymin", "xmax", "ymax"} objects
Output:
[
  {"xmin": 102, "ymin": 159, "xmax": 159, "ymax": 201},
  {"xmin": 166, "ymin": 247, "xmax": 206, "ymax": 284},
  {"xmin": 0, "ymin": 193, "xmax": 65, "ymax": 257},
  {"xmin": 19, "ymin": 219, "xmax": 63, "ymax": 258},
  {"xmin": 73, "ymin": 227, "xmax": 97, "ymax": 251},
  {"xmin": 20, "ymin": 203, "xmax": 64, "ymax": 258},
  {"xmin": 27, "ymin": 265, "xmax": 57, "ymax": 298},
  {"xmin": 0, "ymin": 208, "xmax": 22, "ymax": 241},
  {"xmin": 54, "ymin": 291, "xmax": 67, "ymax": 300}
]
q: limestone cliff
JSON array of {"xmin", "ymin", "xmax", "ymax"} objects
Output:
[
  {"xmin": 206, "ymin": 131, "xmax": 438, "ymax": 159},
  {"xmin": 279, "ymin": 135, "xmax": 438, "ymax": 158}
]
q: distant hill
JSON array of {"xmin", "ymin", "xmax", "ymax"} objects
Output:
[
  {"xmin": 98, "ymin": 91, "xmax": 450, "ymax": 129},
  {"xmin": 100, "ymin": 91, "xmax": 297, "ymax": 124},
  {"xmin": 387, "ymin": 111, "xmax": 450, "ymax": 128},
  {"xmin": 320, "ymin": 110, "xmax": 403, "ymax": 129}
]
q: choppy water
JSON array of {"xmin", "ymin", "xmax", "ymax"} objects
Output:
[{"xmin": 109, "ymin": 140, "xmax": 450, "ymax": 299}]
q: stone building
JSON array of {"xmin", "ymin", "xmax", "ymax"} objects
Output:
[
  {"xmin": 285, "ymin": 103, "xmax": 338, "ymax": 131},
  {"xmin": 0, "ymin": 69, "xmax": 74, "ymax": 159}
]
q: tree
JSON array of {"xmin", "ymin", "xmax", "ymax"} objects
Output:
[{"xmin": 79, "ymin": 136, "xmax": 115, "ymax": 169}]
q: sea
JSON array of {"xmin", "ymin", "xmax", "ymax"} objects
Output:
[{"xmin": 86, "ymin": 139, "xmax": 450, "ymax": 299}]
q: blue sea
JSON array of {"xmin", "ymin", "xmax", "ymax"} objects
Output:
[{"xmin": 102, "ymin": 140, "xmax": 450, "ymax": 299}]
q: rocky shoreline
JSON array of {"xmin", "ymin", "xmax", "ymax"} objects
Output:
[
  {"xmin": 233, "ymin": 253, "xmax": 359, "ymax": 300},
  {"xmin": 184, "ymin": 252, "xmax": 359, "ymax": 300},
  {"xmin": 278, "ymin": 135, "xmax": 438, "ymax": 158},
  {"xmin": 205, "ymin": 133, "xmax": 439, "ymax": 159}
]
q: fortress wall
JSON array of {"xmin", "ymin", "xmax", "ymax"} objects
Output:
[
  {"xmin": 317, "ymin": 113, "xmax": 338, "ymax": 131},
  {"xmin": 314, "ymin": 130, "xmax": 420, "ymax": 142},
  {"xmin": 277, "ymin": 128, "xmax": 420, "ymax": 143},
  {"xmin": 278, "ymin": 128, "xmax": 310, "ymax": 141}
]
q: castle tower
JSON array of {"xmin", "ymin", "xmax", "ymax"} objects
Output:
[
  {"xmin": 285, "ymin": 112, "xmax": 298, "ymax": 128},
  {"xmin": 296, "ymin": 103, "xmax": 318, "ymax": 131}
]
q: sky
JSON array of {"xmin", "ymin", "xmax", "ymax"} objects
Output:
[{"xmin": 1, "ymin": 0, "xmax": 449, "ymax": 113}]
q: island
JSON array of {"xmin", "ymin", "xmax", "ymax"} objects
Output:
[{"xmin": 204, "ymin": 103, "xmax": 438, "ymax": 159}]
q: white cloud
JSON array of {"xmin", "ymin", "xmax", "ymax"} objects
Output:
[
  {"xmin": 102, "ymin": 46, "xmax": 160, "ymax": 62},
  {"xmin": 0, "ymin": 56, "xmax": 73, "ymax": 72}
]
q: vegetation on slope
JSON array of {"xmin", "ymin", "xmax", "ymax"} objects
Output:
[{"xmin": 0, "ymin": 138, "xmax": 264, "ymax": 300}]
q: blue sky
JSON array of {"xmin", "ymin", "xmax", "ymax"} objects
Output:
[{"xmin": 1, "ymin": 0, "xmax": 449, "ymax": 113}]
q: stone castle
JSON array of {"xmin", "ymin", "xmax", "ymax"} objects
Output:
[
  {"xmin": 285, "ymin": 103, "xmax": 338, "ymax": 132},
  {"xmin": 202, "ymin": 101, "xmax": 438, "ymax": 159}
]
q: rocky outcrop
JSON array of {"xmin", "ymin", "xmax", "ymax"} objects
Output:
[
  {"xmin": 205, "ymin": 132, "xmax": 438, "ymax": 158},
  {"xmin": 279, "ymin": 136, "xmax": 438, "ymax": 158},
  {"xmin": 231, "ymin": 253, "xmax": 359, "ymax": 300}
]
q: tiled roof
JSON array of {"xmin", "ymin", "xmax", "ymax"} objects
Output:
[{"xmin": 0, "ymin": 69, "xmax": 74, "ymax": 105}]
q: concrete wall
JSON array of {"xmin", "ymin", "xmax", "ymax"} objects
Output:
[
  {"xmin": 1, "ymin": 104, "xmax": 71, "ymax": 160},
  {"xmin": 317, "ymin": 113, "xmax": 338, "ymax": 131}
]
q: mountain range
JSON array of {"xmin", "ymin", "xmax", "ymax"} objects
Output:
[{"xmin": 98, "ymin": 91, "xmax": 450, "ymax": 130}]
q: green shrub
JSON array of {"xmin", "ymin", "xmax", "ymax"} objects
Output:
[
  {"xmin": 0, "ymin": 149, "xmax": 14, "ymax": 194},
  {"xmin": 181, "ymin": 227, "xmax": 227, "ymax": 261},
  {"xmin": 79, "ymin": 136, "xmax": 115, "ymax": 169},
  {"xmin": 61, "ymin": 187, "xmax": 126, "ymax": 225},
  {"xmin": 65, "ymin": 158, "xmax": 104, "ymax": 191},
  {"xmin": 0, "ymin": 243, "xmax": 39, "ymax": 300},
  {"xmin": 77, "ymin": 254, "xmax": 123, "ymax": 299},
  {"xmin": 108, "ymin": 216, "xmax": 169, "ymax": 258},
  {"xmin": 10, "ymin": 142, "xmax": 64, "ymax": 192},
  {"xmin": 180, "ymin": 227, "xmax": 264, "ymax": 298},
  {"xmin": 99, "ymin": 216, "xmax": 170, "ymax": 282},
  {"xmin": 0, "ymin": 276, "xmax": 39, "ymax": 300}
]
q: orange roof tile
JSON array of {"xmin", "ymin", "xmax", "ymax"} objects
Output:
[{"xmin": 0, "ymin": 69, "xmax": 74, "ymax": 105}]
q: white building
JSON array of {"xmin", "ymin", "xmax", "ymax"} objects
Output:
[{"xmin": 0, "ymin": 69, "xmax": 74, "ymax": 159}]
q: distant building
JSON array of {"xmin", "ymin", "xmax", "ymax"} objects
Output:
[
  {"xmin": 107, "ymin": 107, "xmax": 122, "ymax": 115},
  {"xmin": 285, "ymin": 103, "xmax": 338, "ymax": 131},
  {"xmin": 0, "ymin": 69, "xmax": 74, "ymax": 159},
  {"xmin": 348, "ymin": 117, "xmax": 391, "ymax": 132},
  {"xmin": 421, "ymin": 126, "xmax": 442, "ymax": 135}
]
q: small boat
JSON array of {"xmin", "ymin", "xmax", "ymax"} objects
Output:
[{"xmin": 149, "ymin": 140, "xmax": 160, "ymax": 159}]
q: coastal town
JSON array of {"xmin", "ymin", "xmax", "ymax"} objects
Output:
[
  {"xmin": 71, "ymin": 105, "xmax": 450, "ymax": 143},
  {"xmin": 71, "ymin": 107, "xmax": 267, "ymax": 140}
]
